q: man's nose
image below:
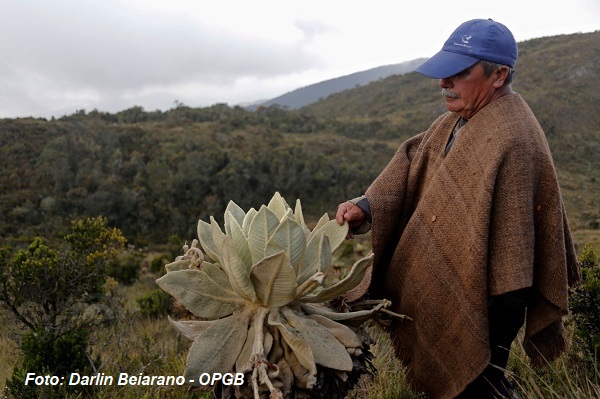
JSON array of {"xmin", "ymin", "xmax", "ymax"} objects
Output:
[{"xmin": 439, "ymin": 77, "xmax": 452, "ymax": 88}]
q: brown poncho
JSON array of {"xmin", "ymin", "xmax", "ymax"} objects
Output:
[{"xmin": 357, "ymin": 93, "xmax": 580, "ymax": 398}]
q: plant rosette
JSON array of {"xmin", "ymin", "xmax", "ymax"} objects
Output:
[{"xmin": 157, "ymin": 192, "xmax": 404, "ymax": 399}]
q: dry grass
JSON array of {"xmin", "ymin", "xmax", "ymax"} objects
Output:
[
  {"xmin": 1, "ymin": 264, "xmax": 598, "ymax": 398},
  {"xmin": 346, "ymin": 326, "xmax": 425, "ymax": 399},
  {"xmin": 0, "ymin": 309, "xmax": 22, "ymax": 390}
]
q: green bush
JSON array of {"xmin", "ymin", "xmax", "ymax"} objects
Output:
[
  {"xmin": 149, "ymin": 254, "xmax": 168, "ymax": 274},
  {"xmin": 5, "ymin": 329, "xmax": 94, "ymax": 399},
  {"xmin": 137, "ymin": 289, "xmax": 172, "ymax": 318},
  {"xmin": 570, "ymin": 244, "xmax": 600, "ymax": 363},
  {"xmin": 106, "ymin": 247, "xmax": 142, "ymax": 285}
]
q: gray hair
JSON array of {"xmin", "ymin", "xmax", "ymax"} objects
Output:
[{"xmin": 480, "ymin": 60, "xmax": 515, "ymax": 86}]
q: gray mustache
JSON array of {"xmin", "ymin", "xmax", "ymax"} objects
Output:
[{"xmin": 442, "ymin": 89, "xmax": 460, "ymax": 99}]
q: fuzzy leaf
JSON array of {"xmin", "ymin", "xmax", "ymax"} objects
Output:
[
  {"xmin": 227, "ymin": 212, "xmax": 253, "ymax": 271},
  {"xmin": 184, "ymin": 309, "xmax": 252, "ymax": 386},
  {"xmin": 168, "ymin": 316, "xmax": 215, "ymax": 341},
  {"xmin": 265, "ymin": 217, "xmax": 306, "ymax": 271},
  {"xmin": 305, "ymin": 314, "xmax": 363, "ymax": 348},
  {"xmin": 210, "ymin": 216, "xmax": 225, "ymax": 254},
  {"xmin": 304, "ymin": 253, "xmax": 373, "ymax": 303},
  {"xmin": 201, "ymin": 261, "xmax": 233, "ymax": 289},
  {"xmin": 281, "ymin": 307, "xmax": 353, "ymax": 371},
  {"xmin": 221, "ymin": 235, "xmax": 257, "ymax": 302},
  {"xmin": 308, "ymin": 213, "xmax": 329, "ymax": 240},
  {"xmin": 300, "ymin": 302, "xmax": 388, "ymax": 325},
  {"xmin": 297, "ymin": 233, "xmax": 331, "ymax": 284},
  {"xmin": 267, "ymin": 192, "xmax": 290, "ymax": 220},
  {"xmin": 198, "ymin": 219, "xmax": 221, "ymax": 263},
  {"xmin": 250, "ymin": 251, "xmax": 297, "ymax": 307},
  {"xmin": 242, "ymin": 208, "xmax": 257, "ymax": 235},
  {"xmin": 156, "ymin": 269, "xmax": 241, "ymax": 319},
  {"xmin": 294, "ymin": 199, "xmax": 310, "ymax": 236},
  {"xmin": 312, "ymin": 219, "xmax": 349, "ymax": 253},
  {"xmin": 224, "ymin": 201, "xmax": 246, "ymax": 237},
  {"xmin": 235, "ymin": 318, "xmax": 257, "ymax": 372},
  {"xmin": 247, "ymin": 205, "xmax": 280, "ymax": 265},
  {"xmin": 165, "ymin": 258, "xmax": 191, "ymax": 273}
]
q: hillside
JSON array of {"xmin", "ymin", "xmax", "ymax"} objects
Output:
[
  {"xmin": 254, "ymin": 58, "xmax": 426, "ymax": 110},
  {"xmin": 0, "ymin": 31, "xmax": 598, "ymax": 249}
]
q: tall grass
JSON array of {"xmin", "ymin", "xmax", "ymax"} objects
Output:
[
  {"xmin": 0, "ymin": 310, "xmax": 21, "ymax": 391},
  {"xmin": 506, "ymin": 338, "xmax": 600, "ymax": 399},
  {"xmin": 346, "ymin": 326, "xmax": 425, "ymax": 399},
  {"xmin": 2, "ymin": 266, "xmax": 598, "ymax": 398}
]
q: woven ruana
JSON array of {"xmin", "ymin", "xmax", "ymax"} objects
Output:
[{"xmin": 352, "ymin": 93, "xmax": 580, "ymax": 398}]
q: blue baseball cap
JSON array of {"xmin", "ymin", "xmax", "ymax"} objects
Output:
[{"xmin": 414, "ymin": 19, "xmax": 518, "ymax": 79}]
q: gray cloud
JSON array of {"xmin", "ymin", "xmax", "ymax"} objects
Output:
[{"xmin": 0, "ymin": 1, "xmax": 323, "ymax": 117}]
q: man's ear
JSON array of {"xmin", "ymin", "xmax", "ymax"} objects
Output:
[{"xmin": 492, "ymin": 66, "xmax": 510, "ymax": 88}]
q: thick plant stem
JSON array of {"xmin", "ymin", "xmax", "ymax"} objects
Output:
[
  {"xmin": 251, "ymin": 307, "xmax": 269, "ymax": 357},
  {"xmin": 250, "ymin": 306, "xmax": 282, "ymax": 399}
]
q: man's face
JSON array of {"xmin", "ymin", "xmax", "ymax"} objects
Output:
[{"xmin": 439, "ymin": 62, "xmax": 500, "ymax": 120}]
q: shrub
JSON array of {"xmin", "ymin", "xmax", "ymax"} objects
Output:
[
  {"xmin": 137, "ymin": 289, "xmax": 173, "ymax": 318},
  {"xmin": 150, "ymin": 254, "xmax": 168, "ymax": 274},
  {"xmin": 569, "ymin": 244, "xmax": 600, "ymax": 364},
  {"xmin": 106, "ymin": 246, "xmax": 142, "ymax": 285},
  {"xmin": 5, "ymin": 329, "xmax": 93, "ymax": 399}
]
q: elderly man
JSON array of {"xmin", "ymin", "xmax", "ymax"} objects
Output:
[{"xmin": 336, "ymin": 19, "xmax": 580, "ymax": 399}]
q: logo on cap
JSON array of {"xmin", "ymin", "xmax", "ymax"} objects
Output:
[{"xmin": 462, "ymin": 35, "xmax": 472, "ymax": 44}]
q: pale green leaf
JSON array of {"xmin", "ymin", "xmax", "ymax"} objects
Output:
[
  {"xmin": 297, "ymin": 233, "xmax": 331, "ymax": 284},
  {"xmin": 224, "ymin": 200, "xmax": 246, "ymax": 237},
  {"xmin": 201, "ymin": 261, "xmax": 233, "ymax": 290},
  {"xmin": 168, "ymin": 316, "xmax": 215, "ymax": 340},
  {"xmin": 235, "ymin": 318, "xmax": 256, "ymax": 372},
  {"xmin": 247, "ymin": 205, "xmax": 280, "ymax": 265},
  {"xmin": 165, "ymin": 258, "xmax": 191, "ymax": 273},
  {"xmin": 267, "ymin": 191, "xmax": 290, "ymax": 220},
  {"xmin": 221, "ymin": 235, "xmax": 257, "ymax": 302},
  {"xmin": 242, "ymin": 208, "xmax": 257, "ymax": 235},
  {"xmin": 156, "ymin": 269, "xmax": 242, "ymax": 319},
  {"xmin": 300, "ymin": 301, "xmax": 387, "ymax": 325},
  {"xmin": 210, "ymin": 216, "xmax": 225, "ymax": 252},
  {"xmin": 184, "ymin": 309, "xmax": 252, "ymax": 385},
  {"xmin": 294, "ymin": 199, "xmax": 310, "ymax": 236},
  {"xmin": 197, "ymin": 219, "xmax": 221, "ymax": 264},
  {"xmin": 265, "ymin": 217, "xmax": 306, "ymax": 271},
  {"xmin": 303, "ymin": 253, "xmax": 373, "ymax": 303},
  {"xmin": 305, "ymin": 314, "xmax": 363, "ymax": 348},
  {"xmin": 308, "ymin": 213, "xmax": 329, "ymax": 241},
  {"xmin": 227, "ymin": 213, "xmax": 253, "ymax": 271},
  {"xmin": 250, "ymin": 251, "xmax": 297, "ymax": 307},
  {"xmin": 312, "ymin": 219, "xmax": 349, "ymax": 253},
  {"xmin": 281, "ymin": 307, "xmax": 353, "ymax": 371}
]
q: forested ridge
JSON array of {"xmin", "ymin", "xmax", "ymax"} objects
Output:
[{"xmin": 1, "ymin": 31, "xmax": 598, "ymax": 249}]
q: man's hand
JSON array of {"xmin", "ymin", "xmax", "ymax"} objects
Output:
[{"xmin": 336, "ymin": 201, "xmax": 367, "ymax": 239}]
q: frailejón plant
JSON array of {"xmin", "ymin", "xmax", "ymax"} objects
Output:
[{"xmin": 157, "ymin": 192, "xmax": 398, "ymax": 398}]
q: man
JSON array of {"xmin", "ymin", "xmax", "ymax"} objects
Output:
[{"xmin": 336, "ymin": 19, "xmax": 580, "ymax": 399}]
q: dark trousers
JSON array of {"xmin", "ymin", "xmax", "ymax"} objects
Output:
[{"xmin": 455, "ymin": 288, "xmax": 529, "ymax": 399}]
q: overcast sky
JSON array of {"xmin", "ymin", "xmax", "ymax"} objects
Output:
[{"xmin": 1, "ymin": 0, "xmax": 599, "ymax": 119}]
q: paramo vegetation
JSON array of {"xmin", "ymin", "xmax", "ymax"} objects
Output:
[
  {"xmin": 1, "ymin": 31, "xmax": 598, "ymax": 250},
  {"xmin": 0, "ymin": 30, "xmax": 599, "ymax": 398}
]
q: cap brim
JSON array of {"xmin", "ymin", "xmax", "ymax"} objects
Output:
[{"xmin": 414, "ymin": 51, "xmax": 480, "ymax": 79}]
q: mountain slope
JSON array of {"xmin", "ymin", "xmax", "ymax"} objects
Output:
[
  {"xmin": 254, "ymin": 58, "xmax": 426, "ymax": 110},
  {"xmin": 0, "ymin": 32, "xmax": 597, "ymax": 248}
]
